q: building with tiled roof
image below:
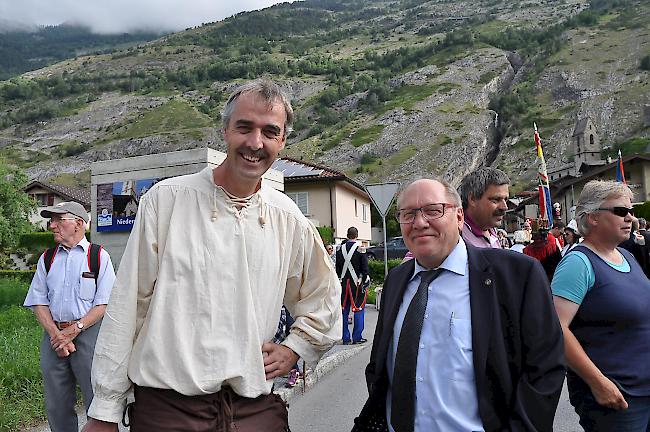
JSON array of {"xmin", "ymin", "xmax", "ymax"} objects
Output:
[
  {"xmin": 514, "ymin": 154, "xmax": 650, "ymax": 224},
  {"xmin": 272, "ymin": 157, "xmax": 372, "ymax": 244},
  {"xmin": 23, "ymin": 181, "xmax": 91, "ymax": 229}
]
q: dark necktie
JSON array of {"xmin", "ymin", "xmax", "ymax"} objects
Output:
[{"xmin": 391, "ymin": 268, "xmax": 442, "ymax": 432}]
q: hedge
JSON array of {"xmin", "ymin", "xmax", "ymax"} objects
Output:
[
  {"xmin": 317, "ymin": 226, "xmax": 334, "ymax": 244},
  {"xmin": 368, "ymin": 258, "xmax": 403, "ymax": 285},
  {"xmin": 0, "ymin": 271, "xmax": 35, "ymax": 284},
  {"xmin": 18, "ymin": 231, "xmax": 91, "ymax": 253},
  {"xmin": 18, "ymin": 232, "xmax": 56, "ymax": 251}
]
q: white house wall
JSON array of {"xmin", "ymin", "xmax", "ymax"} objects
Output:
[
  {"xmin": 26, "ymin": 186, "xmax": 90, "ymax": 230},
  {"xmin": 284, "ymin": 183, "xmax": 332, "ymax": 227},
  {"xmin": 333, "ymin": 184, "xmax": 372, "ymax": 245}
]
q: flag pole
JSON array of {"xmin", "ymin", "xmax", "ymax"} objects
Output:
[
  {"xmin": 534, "ymin": 123, "xmax": 553, "ymax": 228},
  {"xmin": 616, "ymin": 149, "xmax": 627, "ymax": 184}
]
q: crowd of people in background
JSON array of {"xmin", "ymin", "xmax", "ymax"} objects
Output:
[
  {"xmin": 354, "ymin": 168, "xmax": 650, "ymax": 431},
  {"xmin": 22, "ymin": 78, "xmax": 650, "ymax": 432}
]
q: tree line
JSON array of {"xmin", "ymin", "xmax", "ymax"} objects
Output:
[{"xmin": 0, "ymin": 25, "xmax": 159, "ymax": 80}]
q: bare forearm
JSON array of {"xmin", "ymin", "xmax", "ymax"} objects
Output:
[
  {"xmin": 562, "ymin": 324, "xmax": 628, "ymax": 409},
  {"xmin": 562, "ymin": 325, "xmax": 605, "ymax": 386},
  {"xmin": 79, "ymin": 305, "xmax": 107, "ymax": 329},
  {"xmin": 32, "ymin": 305, "xmax": 59, "ymax": 338}
]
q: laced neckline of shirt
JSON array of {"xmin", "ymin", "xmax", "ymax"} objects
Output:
[{"xmin": 219, "ymin": 185, "xmax": 256, "ymax": 209}]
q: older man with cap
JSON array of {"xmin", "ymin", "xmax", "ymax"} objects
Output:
[{"xmin": 24, "ymin": 201, "xmax": 116, "ymax": 432}]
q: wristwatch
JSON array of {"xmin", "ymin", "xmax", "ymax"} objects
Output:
[{"xmin": 76, "ymin": 321, "xmax": 84, "ymax": 331}]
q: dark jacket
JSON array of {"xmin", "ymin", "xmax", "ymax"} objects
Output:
[
  {"xmin": 619, "ymin": 231, "xmax": 650, "ymax": 279},
  {"xmin": 336, "ymin": 240, "xmax": 370, "ymax": 307},
  {"xmin": 352, "ymin": 245, "xmax": 566, "ymax": 432}
]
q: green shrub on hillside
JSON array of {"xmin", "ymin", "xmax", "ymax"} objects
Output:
[
  {"xmin": 350, "ymin": 125, "xmax": 385, "ymax": 147},
  {"xmin": 640, "ymin": 55, "xmax": 650, "ymax": 71},
  {"xmin": 608, "ymin": 137, "xmax": 650, "ymax": 157},
  {"xmin": 58, "ymin": 141, "xmax": 90, "ymax": 157}
]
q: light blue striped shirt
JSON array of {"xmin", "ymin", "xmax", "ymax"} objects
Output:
[
  {"xmin": 386, "ymin": 238, "xmax": 483, "ymax": 432},
  {"xmin": 24, "ymin": 237, "xmax": 116, "ymax": 321}
]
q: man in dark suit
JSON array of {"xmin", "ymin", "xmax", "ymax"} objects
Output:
[
  {"xmin": 336, "ymin": 226, "xmax": 370, "ymax": 344},
  {"xmin": 352, "ymin": 178, "xmax": 565, "ymax": 432}
]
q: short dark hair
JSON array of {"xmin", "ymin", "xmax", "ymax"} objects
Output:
[
  {"xmin": 222, "ymin": 78, "xmax": 294, "ymax": 138},
  {"xmin": 458, "ymin": 167, "xmax": 510, "ymax": 209},
  {"xmin": 552, "ymin": 221, "xmax": 565, "ymax": 230},
  {"xmin": 347, "ymin": 227, "xmax": 358, "ymax": 239}
]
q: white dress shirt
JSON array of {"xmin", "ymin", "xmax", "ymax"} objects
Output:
[{"xmin": 386, "ymin": 238, "xmax": 483, "ymax": 432}]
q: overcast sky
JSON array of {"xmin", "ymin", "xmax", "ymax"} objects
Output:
[{"xmin": 0, "ymin": 0, "xmax": 295, "ymax": 34}]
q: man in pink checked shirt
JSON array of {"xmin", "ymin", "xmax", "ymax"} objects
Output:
[{"xmin": 458, "ymin": 167, "xmax": 510, "ymax": 249}]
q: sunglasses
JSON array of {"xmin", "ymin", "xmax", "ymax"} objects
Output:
[{"xmin": 597, "ymin": 206, "xmax": 633, "ymax": 217}]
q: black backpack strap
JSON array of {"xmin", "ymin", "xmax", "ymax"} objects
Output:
[
  {"xmin": 87, "ymin": 243, "xmax": 102, "ymax": 283},
  {"xmin": 44, "ymin": 247, "xmax": 58, "ymax": 274}
]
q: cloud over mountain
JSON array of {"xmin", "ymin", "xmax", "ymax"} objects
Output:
[{"xmin": 0, "ymin": 0, "xmax": 292, "ymax": 34}]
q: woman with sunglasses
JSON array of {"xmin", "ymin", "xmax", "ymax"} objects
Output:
[{"xmin": 551, "ymin": 180, "xmax": 650, "ymax": 431}]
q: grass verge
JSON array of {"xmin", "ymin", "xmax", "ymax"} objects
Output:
[
  {"xmin": 0, "ymin": 278, "xmax": 29, "ymax": 308},
  {"xmin": 0, "ymin": 296, "xmax": 44, "ymax": 431}
]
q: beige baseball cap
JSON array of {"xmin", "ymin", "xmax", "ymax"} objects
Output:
[{"xmin": 40, "ymin": 201, "xmax": 89, "ymax": 223}]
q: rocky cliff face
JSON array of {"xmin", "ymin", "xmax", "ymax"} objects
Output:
[
  {"xmin": 494, "ymin": 11, "xmax": 650, "ymax": 186},
  {"xmin": 307, "ymin": 47, "xmax": 513, "ymax": 187}
]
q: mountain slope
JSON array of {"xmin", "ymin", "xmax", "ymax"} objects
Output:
[
  {"xmin": 0, "ymin": 24, "xmax": 161, "ymax": 80},
  {"xmin": 1, "ymin": 0, "xmax": 647, "ymax": 192}
]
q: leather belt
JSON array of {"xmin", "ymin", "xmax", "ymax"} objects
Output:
[{"xmin": 55, "ymin": 321, "xmax": 76, "ymax": 330}]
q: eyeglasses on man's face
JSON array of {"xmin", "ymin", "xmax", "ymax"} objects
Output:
[
  {"xmin": 50, "ymin": 216, "xmax": 78, "ymax": 224},
  {"xmin": 597, "ymin": 206, "xmax": 633, "ymax": 217},
  {"xmin": 396, "ymin": 203, "xmax": 457, "ymax": 224}
]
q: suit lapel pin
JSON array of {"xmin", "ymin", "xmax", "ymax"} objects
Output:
[{"xmin": 484, "ymin": 278, "xmax": 492, "ymax": 286}]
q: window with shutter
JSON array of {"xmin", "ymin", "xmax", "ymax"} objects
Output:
[{"xmin": 286, "ymin": 192, "xmax": 309, "ymax": 215}]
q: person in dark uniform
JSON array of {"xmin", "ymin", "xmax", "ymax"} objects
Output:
[
  {"xmin": 336, "ymin": 226, "xmax": 370, "ymax": 344},
  {"xmin": 619, "ymin": 216, "xmax": 650, "ymax": 278}
]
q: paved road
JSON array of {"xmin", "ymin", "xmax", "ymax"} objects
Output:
[
  {"xmin": 288, "ymin": 341, "xmax": 371, "ymax": 431},
  {"xmin": 554, "ymin": 382, "xmax": 582, "ymax": 432},
  {"xmin": 288, "ymin": 339, "xmax": 582, "ymax": 431}
]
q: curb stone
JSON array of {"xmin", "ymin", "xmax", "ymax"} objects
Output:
[{"xmin": 275, "ymin": 343, "xmax": 369, "ymax": 403}]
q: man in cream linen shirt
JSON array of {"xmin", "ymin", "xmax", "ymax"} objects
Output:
[{"xmin": 84, "ymin": 79, "xmax": 342, "ymax": 432}]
